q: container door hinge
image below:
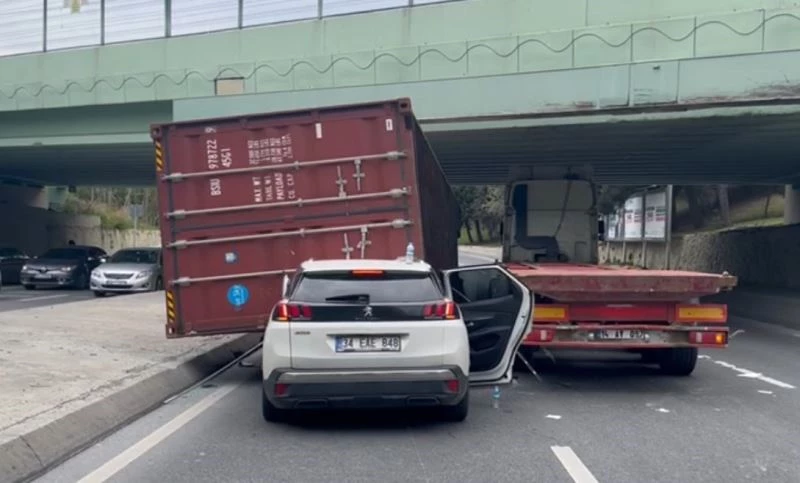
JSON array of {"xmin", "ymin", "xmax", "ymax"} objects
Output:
[
  {"xmin": 335, "ymin": 166, "xmax": 347, "ymax": 198},
  {"xmin": 357, "ymin": 226, "xmax": 371, "ymax": 259},
  {"xmin": 352, "ymin": 159, "xmax": 365, "ymax": 192},
  {"xmin": 342, "ymin": 233, "xmax": 354, "ymax": 260}
]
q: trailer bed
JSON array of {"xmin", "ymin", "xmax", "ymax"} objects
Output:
[{"xmin": 504, "ymin": 262, "xmax": 738, "ymax": 302}]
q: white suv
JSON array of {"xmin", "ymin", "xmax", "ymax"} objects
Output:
[{"xmin": 260, "ymin": 257, "xmax": 532, "ymax": 423}]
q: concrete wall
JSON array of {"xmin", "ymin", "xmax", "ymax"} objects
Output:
[
  {"xmin": 0, "ymin": 184, "xmax": 47, "ymax": 209},
  {"xmin": 599, "ymin": 224, "xmax": 800, "ymax": 289},
  {"xmin": 0, "ymin": 204, "xmax": 160, "ymax": 255},
  {"xmin": 5, "ymin": 0, "xmax": 800, "ymax": 111}
]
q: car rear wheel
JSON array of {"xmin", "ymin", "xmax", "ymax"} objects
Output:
[
  {"xmin": 441, "ymin": 391, "xmax": 469, "ymax": 422},
  {"xmin": 658, "ymin": 347, "xmax": 698, "ymax": 376},
  {"xmin": 261, "ymin": 391, "xmax": 289, "ymax": 423}
]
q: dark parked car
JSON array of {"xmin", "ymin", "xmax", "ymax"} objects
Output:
[
  {"xmin": 0, "ymin": 247, "xmax": 30, "ymax": 285},
  {"xmin": 21, "ymin": 245, "xmax": 108, "ymax": 290}
]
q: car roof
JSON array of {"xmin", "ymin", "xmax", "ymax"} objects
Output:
[{"xmin": 299, "ymin": 258, "xmax": 433, "ymax": 273}]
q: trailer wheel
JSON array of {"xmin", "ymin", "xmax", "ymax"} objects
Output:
[
  {"xmin": 658, "ymin": 348, "xmax": 698, "ymax": 376},
  {"xmin": 261, "ymin": 391, "xmax": 288, "ymax": 423}
]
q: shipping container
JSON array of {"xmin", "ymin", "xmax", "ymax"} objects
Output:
[{"xmin": 152, "ymin": 99, "xmax": 460, "ymax": 338}]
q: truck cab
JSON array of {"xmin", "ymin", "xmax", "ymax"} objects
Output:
[{"xmin": 502, "ymin": 177, "xmax": 599, "ymax": 265}]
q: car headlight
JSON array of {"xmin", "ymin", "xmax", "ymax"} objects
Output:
[
  {"xmin": 135, "ymin": 270, "xmax": 152, "ymax": 279},
  {"xmin": 91, "ymin": 270, "xmax": 103, "ymax": 279},
  {"xmin": 21, "ymin": 265, "xmax": 29, "ymax": 271}
]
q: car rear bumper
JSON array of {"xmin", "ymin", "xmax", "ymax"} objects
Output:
[{"xmin": 263, "ymin": 366, "xmax": 468, "ymax": 410}]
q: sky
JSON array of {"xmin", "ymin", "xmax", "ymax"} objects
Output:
[{"xmin": 0, "ymin": 0, "xmax": 450, "ymax": 57}]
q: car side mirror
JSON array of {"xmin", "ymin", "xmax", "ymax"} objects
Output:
[{"xmin": 597, "ymin": 219, "xmax": 606, "ymax": 242}]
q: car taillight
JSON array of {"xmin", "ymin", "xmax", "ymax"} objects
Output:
[
  {"xmin": 275, "ymin": 302, "xmax": 313, "ymax": 321},
  {"xmin": 423, "ymin": 301, "xmax": 457, "ymax": 320}
]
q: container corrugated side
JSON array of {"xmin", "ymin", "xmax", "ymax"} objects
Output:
[{"xmin": 152, "ymin": 99, "xmax": 439, "ymax": 337}]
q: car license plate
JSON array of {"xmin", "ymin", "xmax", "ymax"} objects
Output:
[
  {"xmin": 34, "ymin": 274, "xmax": 52, "ymax": 280},
  {"xmin": 597, "ymin": 329, "xmax": 646, "ymax": 340},
  {"xmin": 106, "ymin": 280, "xmax": 126, "ymax": 285},
  {"xmin": 335, "ymin": 335, "xmax": 401, "ymax": 353}
]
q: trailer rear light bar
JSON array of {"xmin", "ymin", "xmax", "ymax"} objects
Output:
[
  {"xmin": 532, "ymin": 303, "xmax": 728, "ymax": 323},
  {"xmin": 168, "ymin": 219, "xmax": 412, "ymax": 249},
  {"xmin": 161, "ymin": 151, "xmax": 406, "ymax": 182},
  {"xmin": 674, "ymin": 304, "xmax": 727, "ymax": 323},
  {"xmin": 166, "ymin": 188, "xmax": 410, "ymax": 219}
]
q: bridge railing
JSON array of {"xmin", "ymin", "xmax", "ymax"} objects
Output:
[{"xmin": 0, "ymin": 0, "xmax": 457, "ymax": 58}]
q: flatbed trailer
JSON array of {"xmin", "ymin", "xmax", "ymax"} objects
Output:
[{"xmin": 505, "ymin": 262, "xmax": 737, "ymax": 352}]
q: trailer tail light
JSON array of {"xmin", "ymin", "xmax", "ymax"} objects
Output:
[
  {"xmin": 690, "ymin": 331, "xmax": 728, "ymax": 346},
  {"xmin": 423, "ymin": 301, "xmax": 457, "ymax": 320},
  {"xmin": 534, "ymin": 305, "xmax": 569, "ymax": 323},
  {"xmin": 527, "ymin": 328, "xmax": 555, "ymax": 342},
  {"xmin": 675, "ymin": 304, "xmax": 727, "ymax": 323},
  {"xmin": 275, "ymin": 302, "xmax": 313, "ymax": 322}
]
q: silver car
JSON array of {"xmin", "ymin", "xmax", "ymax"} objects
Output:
[{"xmin": 90, "ymin": 247, "xmax": 163, "ymax": 297}]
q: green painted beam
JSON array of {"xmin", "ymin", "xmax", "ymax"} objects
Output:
[{"xmin": 2, "ymin": 1, "xmax": 800, "ymax": 112}]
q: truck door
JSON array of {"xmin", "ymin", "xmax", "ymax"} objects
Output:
[{"xmin": 443, "ymin": 266, "xmax": 533, "ymax": 385}]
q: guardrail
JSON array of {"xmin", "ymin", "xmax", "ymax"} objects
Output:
[{"xmin": 1, "ymin": 0, "xmax": 459, "ymax": 58}]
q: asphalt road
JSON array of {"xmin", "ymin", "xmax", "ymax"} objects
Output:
[
  {"xmin": 31, "ymin": 252, "xmax": 800, "ymax": 483},
  {"xmin": 0, "ymin": 285, "xmax": 96, "ymax": 312}
]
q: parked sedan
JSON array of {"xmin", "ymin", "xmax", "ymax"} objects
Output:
[
  {"xmin": 0, "ymin": 247, "xmax": 29, "ymax": 285},
  {"xmin": 20, "ymin": 246, "xmax": 108, "ymax": 290},
  {"xmin": 90, "ymin": 247, "xmax": 163, "ymax": 297}
]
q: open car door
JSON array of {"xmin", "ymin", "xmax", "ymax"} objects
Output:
[{"xmin": 443, "ymin": 265, "xmax": 533, "ymax": 386}]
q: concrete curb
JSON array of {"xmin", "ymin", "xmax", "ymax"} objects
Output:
[{"xmin": 1, "ymin": 333, "xmax": 261, "ymax": 483}]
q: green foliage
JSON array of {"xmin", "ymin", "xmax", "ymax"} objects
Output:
[
  {"xmin": 61, "ymin": 188, "xmax": 158, "ymax": 230},
  {"xmin": 452, "ymin": 185, "xmax": 505, "ymax": 244}
]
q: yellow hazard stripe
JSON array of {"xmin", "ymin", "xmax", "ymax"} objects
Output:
[
  {"xmin": 165, "ymin": 290, "xmax": 176, "ymax": 324},
  {"xmin": 154, "ymin": 141, "xmax": 164, "ymax": 173}
]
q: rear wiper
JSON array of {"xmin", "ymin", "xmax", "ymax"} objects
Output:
[{"xmin": 325, "ymin": 293, "xmax": 371, "ymax": 303}]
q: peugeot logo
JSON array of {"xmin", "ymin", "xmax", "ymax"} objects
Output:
[{"xmin": 363, "ymin": 306, "xmax": 373, "ymax": 317}]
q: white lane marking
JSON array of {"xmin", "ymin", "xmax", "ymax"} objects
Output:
[
  {"xmin": 705, "ymin": 358, "xmax": 795, "ymax": 390},
  {"xmin": 551, "ymin": 446, "xmax": 599, "ymax": 483},
  {"xmin": 77, "ymin": 383, "xmax": 241, "ymax": 483},
  {"xmin": 546, "ymin": 414, "xmax": 562, "ymax": 420},
  {"xmin": 18, "ymin": 294, "xmax": 68, "ymax": 303},
  {"xmin": 758, "ymin": 390, "xmax": 774, "ymax": 395}
]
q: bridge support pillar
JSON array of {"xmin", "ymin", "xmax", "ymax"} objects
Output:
[{"xmin": 784, "ymin": 184, "xmax": 800, "ymax": 225}]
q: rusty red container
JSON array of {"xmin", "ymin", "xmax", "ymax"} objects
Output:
[{"xmin": 152, "ymin": 99, "xmax": 460, "ymax": 337}]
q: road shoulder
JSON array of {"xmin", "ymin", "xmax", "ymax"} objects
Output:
[{"xmin": 0, "ymin": 293, "xmax": 260, "ymax": 483}]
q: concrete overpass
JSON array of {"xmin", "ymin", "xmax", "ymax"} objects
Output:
[{"xmin": 2, "ymin": 0, "xmax": 800, "ymax": 188}]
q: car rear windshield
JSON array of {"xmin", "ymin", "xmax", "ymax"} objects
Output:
[{"xmin": 291, "ymin": 270, "xmax": 443, "ymax": 304}]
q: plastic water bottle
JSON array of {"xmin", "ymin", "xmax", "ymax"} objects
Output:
[
  {"xmin": 491, "ymin": 385, "xmax": 501, "ymax": 409},
  {"xmin": 405, "ymin": 242, "xmax": 415, "ymax": 263}
]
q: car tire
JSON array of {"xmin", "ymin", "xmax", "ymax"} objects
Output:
[
  {"xmin": 442, "ymin": 390, "xmax": 470, "ymax": 423},
  {"xmin": 23, "ymin": 284, "xmax": 35, "ymax": 290},
  {"xmin": 74, "ymin": 273, "xmax": 88, "ymax": 290},
  {"xmin": 93, "ymin": 291, "xmax": 106, "ymax": 298},
  {"xmin": 154, "ymin": 277, "xmax": 163, "ymax": 291},
  {"xmin": 658, "ymin": 347, "xmax": 698, "ymax": 376},
  {"xmin": 261, "ymin": 391, "xmax": 288, "ymax": 423}
]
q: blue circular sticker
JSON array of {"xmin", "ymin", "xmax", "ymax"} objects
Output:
[{"xmin": 227, "ymin": 284, "xmax": 250, "ymax": 308}]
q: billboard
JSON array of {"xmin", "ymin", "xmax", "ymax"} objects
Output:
[
  {"xmin": 644, "ymin": 191, "xmax": 667, "ymax": 240},
  {"xmin": 623, "ymin": 196, "xmax": 643, "ymax": 240}
]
